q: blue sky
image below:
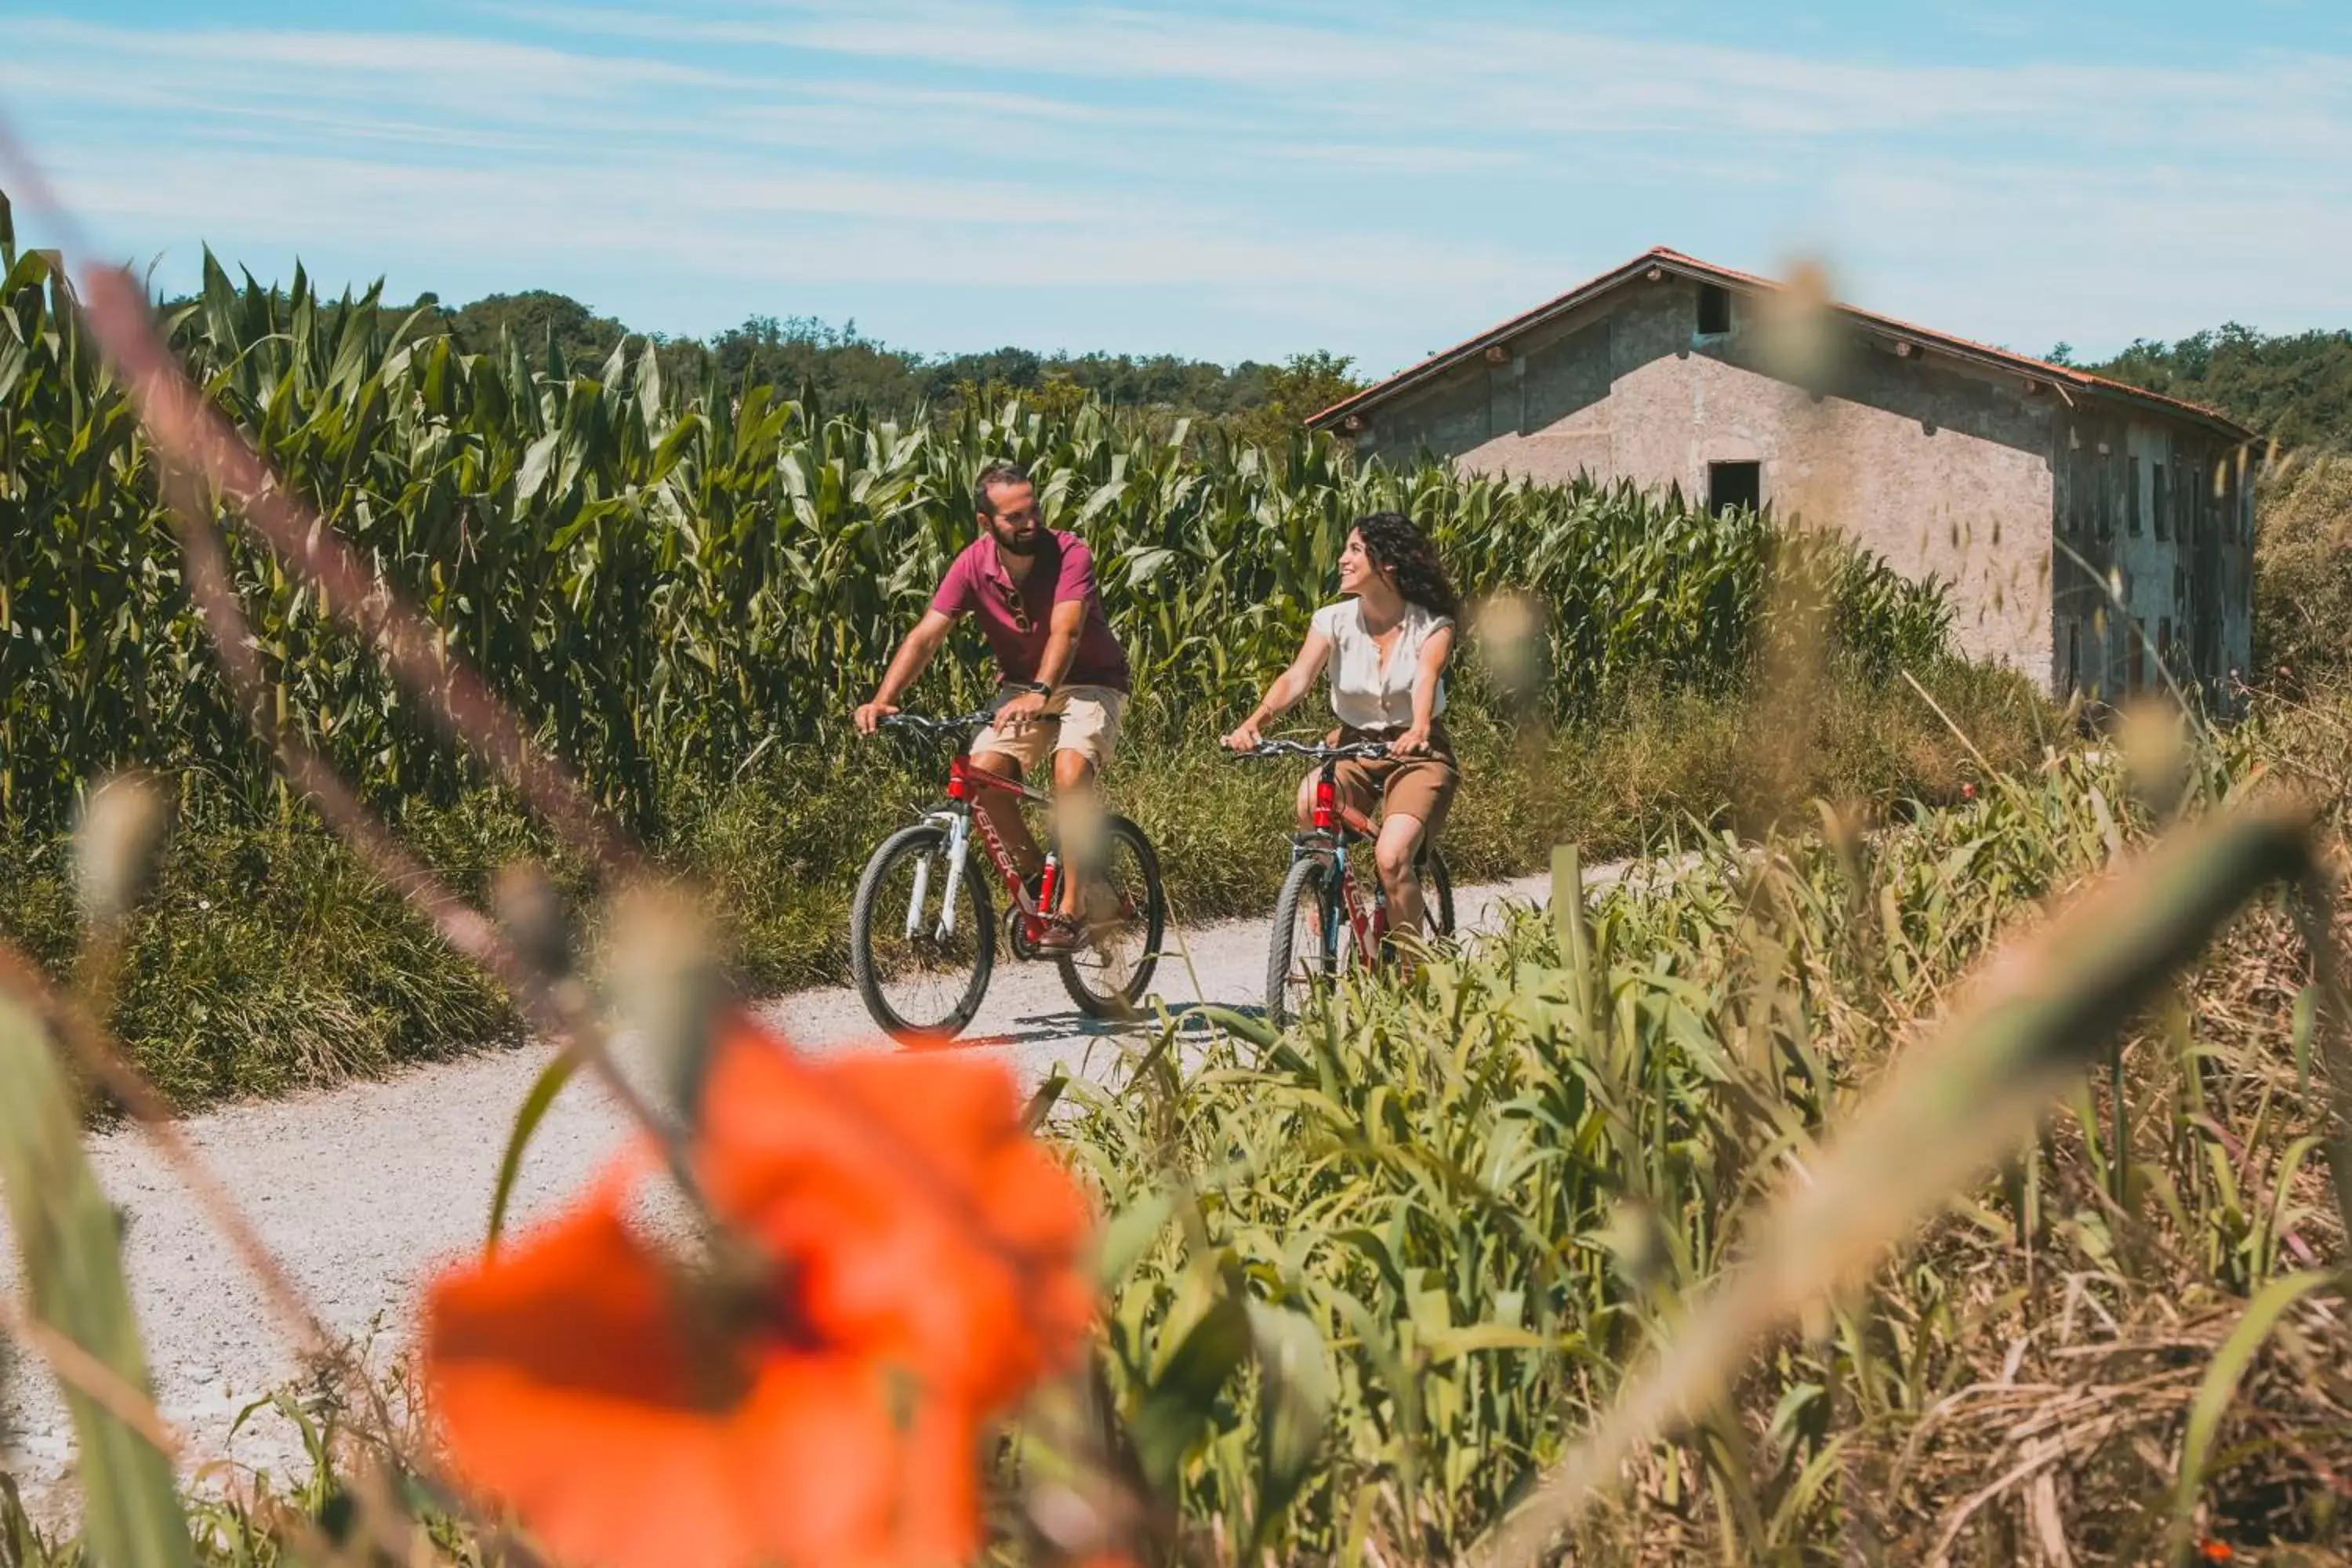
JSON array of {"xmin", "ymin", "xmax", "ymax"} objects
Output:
[{"xmin": 5, "ymin": 1, "xmax": 2349, "ymax": 376}]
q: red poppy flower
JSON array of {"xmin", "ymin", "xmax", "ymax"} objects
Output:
[
  {"xmin": 426, "ymin": 1181, "xmax": 978, "ymax": 1567},
  {"xmin": 695, "ymin": 1019, "xmax": 1096, "ymax": 1409},
  {"xmin": 422, "ymin": 1021, "xmax": 1097, "ymax": 1568}
]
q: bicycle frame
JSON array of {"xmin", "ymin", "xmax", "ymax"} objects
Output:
[
  {"xmin": 1290, "ymin": 757, "xmax": 1389, "ymax": 975},
  {"xmin": 908, "ymin": 751, "xmax": 1063, "ymax": 947}
]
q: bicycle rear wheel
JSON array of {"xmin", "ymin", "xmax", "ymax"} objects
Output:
[
  {"xmin": 1266, "ymin": 854, "xmax": 1344, "ymax": 1028},
  {"xmin": 1054, "ymin": 814, "xmax": 1166, "ymax": 1019},
  {"xmin": 849, "ymin": 822, "xmax": 995, "ymax": 1044}
]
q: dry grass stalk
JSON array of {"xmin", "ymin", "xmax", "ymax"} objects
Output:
[{"xmin": 1481, "ymin": 801, "xmax": 2322, "ymax": 1564}]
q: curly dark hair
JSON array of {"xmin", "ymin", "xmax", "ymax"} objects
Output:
[{"xmin": 1353, "ymin": 511, "xmax": 1461, "ymax": 622}]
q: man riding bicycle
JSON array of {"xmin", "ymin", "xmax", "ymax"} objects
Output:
[{"xmin": 855, "ymin": 459, "xmax": 1131, "ymax": 953}]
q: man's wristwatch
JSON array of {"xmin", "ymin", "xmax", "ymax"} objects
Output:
[{"xmin": 1012, "ymin": 681, "xmax": 1052, "ymax": 697}]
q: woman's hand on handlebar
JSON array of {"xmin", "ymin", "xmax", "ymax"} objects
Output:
[
  {"xmin": 1221, "ymin": 716, "xmax": 1265, "ymax": 752},
  {"xmin": 1388, "ymin": 723, "xmax": 1433, "ymax": 758},
  {"xmin": 854, "ymin": 699, "xmax": 898, "ymax": 735}
]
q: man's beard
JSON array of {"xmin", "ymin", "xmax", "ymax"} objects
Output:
[{"xmin": 991, "ymin": 521, "xmax": 1041, "ymax": 556}]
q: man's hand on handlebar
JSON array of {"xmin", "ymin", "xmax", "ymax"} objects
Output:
[
  {"xmin": 854, "ymin": 699, "xmax": 898, "ymax": 735},
  {"xmin": 1220, "ymin": 716, "xmax": 1265, "ymax": 752},
  {"xmin": 995, "ymin": 689, "xmax": 1048, "ymax": 734}
]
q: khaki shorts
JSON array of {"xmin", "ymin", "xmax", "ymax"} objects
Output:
[
  {"xmin": 1329, "ymin": 722, "xmax": 1459, "ymax": 844},
  {"xmin": 973, "ymin": 685, "xmax": 1127, "ymax": 776}
]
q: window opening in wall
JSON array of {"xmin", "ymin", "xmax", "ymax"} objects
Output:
[
  {"xmin": 2129, "ymin": 619, "xmax": 2146, "ymax": 695},
  {"xmin": 2153, "ymin": 463, "xmax": 2169, "ymax": 541},
  {"xmin": 2128, "ymin": 455, "xmax": 2143, "ymax": 535},
  {"xmin": 1707, "ymin": 460, "xmax": 1762, "ymax": 516},
  {"xmin": 1697, "ymin": 283, "xmax": 1733, "ymax": 336},
  {"xmin": 2066, "ymin": 621, "xmax": 2080, "ymax": 694}
]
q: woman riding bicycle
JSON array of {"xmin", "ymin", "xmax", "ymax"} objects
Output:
[{"xmin": 1221, "ymin": 511, "xmax": 1461, "ymax": 937}]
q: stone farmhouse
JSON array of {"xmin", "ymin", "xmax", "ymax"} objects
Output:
[{"xmin": 1309, "ymin": 248, "xmax": 2259, "ymax": 703}]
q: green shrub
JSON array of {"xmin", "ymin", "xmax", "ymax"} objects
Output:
[{"xmin": 2254, "ymin": 453, "xmax": 2352, "ymax": 691}]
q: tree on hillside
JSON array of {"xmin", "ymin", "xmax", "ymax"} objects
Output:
[
  {"xmin": 705, "ymin": 315, "xmax": 924, "ymax": 409},
  {"xmin": 446, "ymin": 291, "xmax": 634, "ymax": 371},
  {"xmin": 2091, "ymin": 324, "xmax": 2352, "ymax": 452},
  {"xmin": 1218, "ymin": 351, "xmax": 1369, "ymax": 449}
]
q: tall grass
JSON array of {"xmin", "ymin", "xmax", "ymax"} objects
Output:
[
  {"xmin": 0, "ymin": 698, "xmax": 2333, "ymax": 1565},
  {"xmin": 1063, "ymin": 709, "xmax": 2349, "ymax": 1563}
]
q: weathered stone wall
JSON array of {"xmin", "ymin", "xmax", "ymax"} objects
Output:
[
  {"xmin": 2050, "ymin": 408, "xmax": 2256, "ymax": 705},
  {"xmin": 1353, "ymin": 278, "xmax": 2066, "ymax": 679}
]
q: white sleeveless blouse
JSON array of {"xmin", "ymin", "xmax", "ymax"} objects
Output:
[{"xmin": 1310, "ymin": 599, "xmax": 1451, "ymax": 732}]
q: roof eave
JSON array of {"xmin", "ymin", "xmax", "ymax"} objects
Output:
[
  {"xmin": 1308, "ymin": 252, "xmax": 1661, "ymax": 430},
  {"xmin": 1308, "ymin": 249, "xmax": 2258, "ymax": 445}
]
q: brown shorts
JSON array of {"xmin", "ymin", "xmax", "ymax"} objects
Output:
[{"xmin": 1328, "ymin": 722, "xmax": 1459, "ymax": 844}]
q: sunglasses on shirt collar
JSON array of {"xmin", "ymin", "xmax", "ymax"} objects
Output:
[{"xmin": 991, "ymin": 576, "xmax": 1034, "ymax": 635}]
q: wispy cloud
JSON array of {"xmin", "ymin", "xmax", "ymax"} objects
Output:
[
  {"xmin": 3, "ymin": 2, "xmax": 2347, "ymax": 367},
  {"xmin": 630, "ymin": 0, "xmax": 2352, "ymax": 155},
  {"xmin": 1261, "ymin": 143, "xmax": 1526, "ymax": 175}
]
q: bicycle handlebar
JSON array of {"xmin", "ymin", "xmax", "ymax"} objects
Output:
[
  {"xmin": 1229, "ymin": 739, "xmax": 1395, "ymax": 761},
  {"xmin": 877, "ymin": 711, "xmax": 997, "ymax": 738},
  {"xmin": 875, "ymin": 717, "xmax": 1400, "ymax": 760}
]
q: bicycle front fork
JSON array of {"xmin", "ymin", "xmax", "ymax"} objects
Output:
[{"xmin": 906, "ymin": 811, "xmax": 974, "ymax": 942}]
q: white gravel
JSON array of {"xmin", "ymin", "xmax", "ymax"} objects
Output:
[{"xmin": 0, "ymin": 865, "xmax": 1611, "ymax": 1514}]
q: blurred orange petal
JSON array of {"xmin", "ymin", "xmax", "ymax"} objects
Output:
[
  {"xmin": 424, "ymin": 1184, "xmax": 984, "ymax": 1568},
  {"xmin": 698, "ymin": 1018, "xmax": 1096, "ymax": 1409},
  {"xmin": 423, "ymin": 1019, "xmax": 1095, "ymax": 1566}
]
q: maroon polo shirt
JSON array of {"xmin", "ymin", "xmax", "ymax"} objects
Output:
[{"xmin": 930, "ymin": 531, "xmax": 1131, "ymax": 693}]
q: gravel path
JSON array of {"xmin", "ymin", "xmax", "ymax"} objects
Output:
[{"xmin": 0, "ymin": 864, "xmax": 1607, "ymax": 1510}]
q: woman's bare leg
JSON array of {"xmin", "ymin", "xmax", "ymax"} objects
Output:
[{"xmin": 1374, "ymin": 812, "xmax": 1428, "ymax": 938}]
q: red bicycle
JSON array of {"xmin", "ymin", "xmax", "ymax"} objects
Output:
[
  {"xmin": 851, "ymin": 710, "xmax": 1167, "ymax": 1043},
  {"xmin": 1232, "ymin": 739, "xmax": 1454, "ymax": 1025}
]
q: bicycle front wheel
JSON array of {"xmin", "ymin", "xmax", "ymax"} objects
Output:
[
  {"xmin": 1417, "ymin": 847, "xmax": 1455, "ymax": 939},
  {"xmin": 1054, "ymin": 814, "xmax": 1166, "ymax": 1020},
  {"xmin": 1266, "ymin": 853, "xmax": 1342, "ymax": 1028},
  {"xmin": 849, "ymin": 822, "xmax": 996, "ymax": 1044}
]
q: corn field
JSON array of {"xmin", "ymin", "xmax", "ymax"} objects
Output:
[{"xmin": 0, "ymin": 204, "xmax": 1950, "ymax": 831}]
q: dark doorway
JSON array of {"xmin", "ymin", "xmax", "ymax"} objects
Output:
[{"xmin": 1708, "ymin": 460, "xmax": 1762, "ymax": 516}]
